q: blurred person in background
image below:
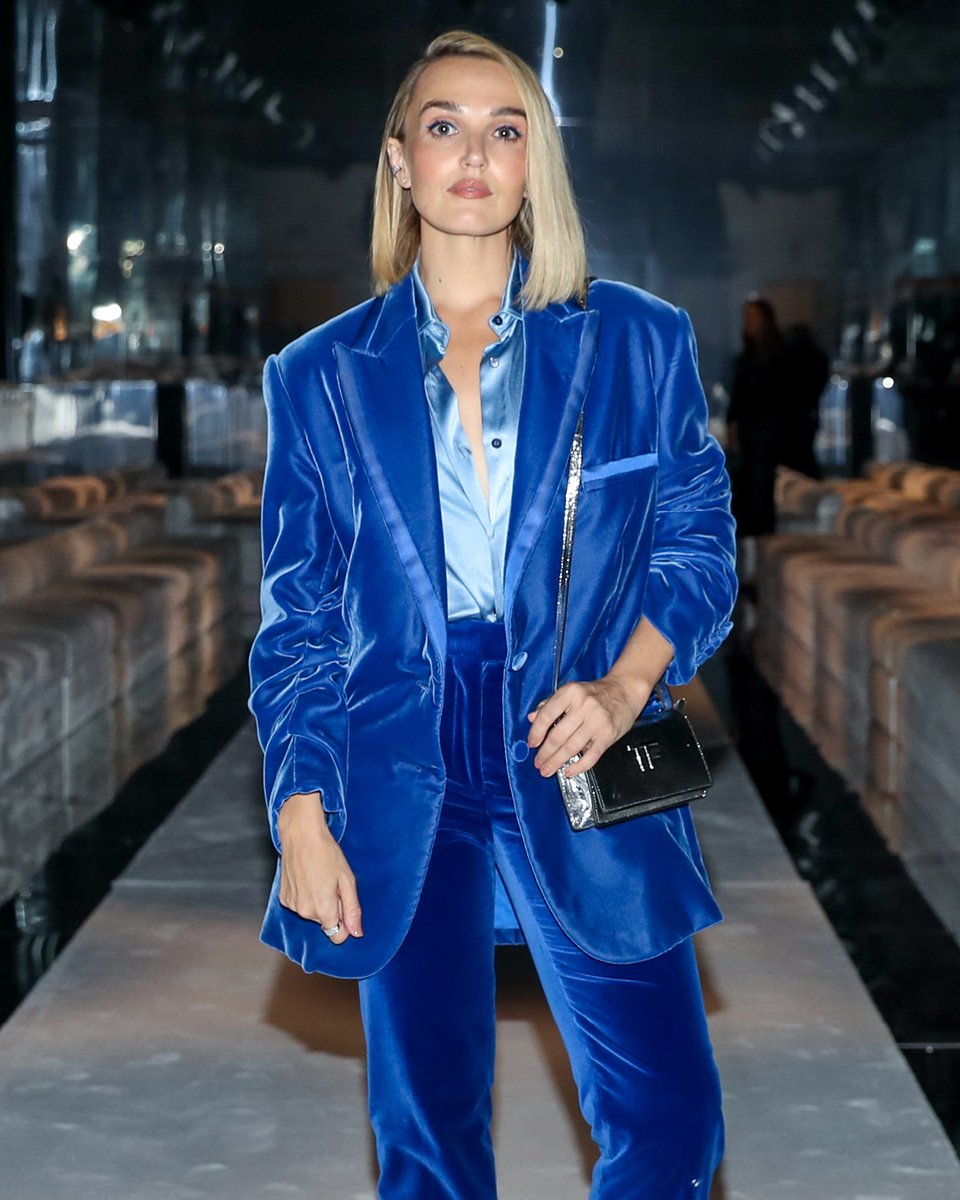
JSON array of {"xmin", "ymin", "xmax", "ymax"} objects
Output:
[{"xmin": 727, "ymin": 296, "xmax": 792, "ymax": 537}]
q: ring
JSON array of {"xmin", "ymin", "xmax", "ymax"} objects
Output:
[{"xmin": 321, "ymin": 921, "xmax": 341, "ymax": 937}]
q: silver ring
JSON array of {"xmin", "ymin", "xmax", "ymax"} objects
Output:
[{"xmin": 321, "ymin": 921, "xmax": 341, "ymax": 937}]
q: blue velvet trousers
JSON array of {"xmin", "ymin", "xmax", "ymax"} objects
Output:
[{"xmin": 357, "ymin": 620, "xmax": 724, "ymax": 1199}]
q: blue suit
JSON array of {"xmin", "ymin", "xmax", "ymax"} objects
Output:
[{"xmin": 248, "ymin": 261, "xmax": 737, "ymax": 982}]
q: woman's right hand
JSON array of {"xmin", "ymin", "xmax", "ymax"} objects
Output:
[{"xmin": 276, "ymin": 792, "xmax": 363, "ymax": 945}]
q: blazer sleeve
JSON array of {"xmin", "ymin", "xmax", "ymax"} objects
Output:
[
  {"xmin": 642, "ymin": 307, "xmax": 738, "ymax": 684},
  {"xmin": 248, "ymin": 353, "xmax": 350, "ymax": 852}
]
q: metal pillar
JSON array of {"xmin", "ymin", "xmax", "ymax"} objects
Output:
[{"xmin": 0, "ymin": 0, "xmax": 17, "ymax": 381}]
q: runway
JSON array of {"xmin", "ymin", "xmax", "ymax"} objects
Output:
[{"xmin": 0, "ymin": 680, "xmax": 957, "ymax": 1199}]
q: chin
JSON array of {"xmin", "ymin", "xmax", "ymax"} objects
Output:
[{"xmin": 422, "ymin": 208, "xmax": 521, "ymax": 240}]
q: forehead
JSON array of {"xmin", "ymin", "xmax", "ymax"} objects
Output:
[{"xmin": 409, "ymin": 56, "xmax": 524, "ymax": 115}]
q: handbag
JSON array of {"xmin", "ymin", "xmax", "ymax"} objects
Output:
[{"xmin": 552, "ymin": 412, "xmax": 713, "ymax": 831}]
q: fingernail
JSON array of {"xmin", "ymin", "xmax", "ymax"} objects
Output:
[{"xmin": 352, "ymin": 929, "xmax": 364, "ymax": 938}]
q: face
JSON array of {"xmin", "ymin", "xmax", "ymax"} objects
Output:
[{"xmin": 387, "ymin": 56, "xmax": 528, "ymax": 243}]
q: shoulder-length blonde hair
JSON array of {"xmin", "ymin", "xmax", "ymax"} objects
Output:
[{"xmin": 370, "ymin": 29, "xmax": 587, "ymax": 310}]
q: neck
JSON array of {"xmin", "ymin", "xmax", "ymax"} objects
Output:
[{"xmin": 417, "ymin": 227, "xmax": 513, "ymax": 319}]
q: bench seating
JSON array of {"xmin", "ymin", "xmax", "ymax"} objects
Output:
[{"xmin": 758, "ymin": 468, "xmax": 960, "ymax": 938}]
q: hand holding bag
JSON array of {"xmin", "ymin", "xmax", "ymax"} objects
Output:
[{"xmin": 553, "ymin": 413, "xmax": 713, "ymax": 831}]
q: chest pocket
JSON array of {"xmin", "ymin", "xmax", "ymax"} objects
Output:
[{"xmin": 581, "ymin": 451, "xmax": 657, "ymax": 492}]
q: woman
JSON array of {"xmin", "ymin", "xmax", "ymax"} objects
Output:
[
  {"xmin": 249, "ymin": 29, "xmax": 737, "ymax": 1200},
  {"xmin": 727, "ymin": 296, "xmax": 793, "ymax": 536}
]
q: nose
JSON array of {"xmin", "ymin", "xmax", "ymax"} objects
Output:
[{"xmin": 461, "ymin": 134, "xmax": 486, "ymax": 169}]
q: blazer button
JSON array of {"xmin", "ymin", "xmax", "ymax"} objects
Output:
[
  {"xmin": 510, "ymin": 650, "xmax": 528, "ymax": 671},
  {"xmin": 511, "ymin": 740, "xmax": 530, "ymax": 762}
]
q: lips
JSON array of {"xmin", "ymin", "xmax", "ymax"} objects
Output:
[{"xmin": 449, "ymin": 178, "xmax": 492, "ymax": 198}]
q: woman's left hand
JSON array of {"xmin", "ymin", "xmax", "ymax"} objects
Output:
[{"xmin": 526, "ymin": 675, "xmax": 647, "ymax": 779}]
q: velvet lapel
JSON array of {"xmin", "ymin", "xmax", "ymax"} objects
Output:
[
  {"xmin": 503, "ymin": 299, "xmax": 600, "ymax": 613},
  {"xmin": 333, "ymin": 278, "xmax": 448, "ymax": 662}
]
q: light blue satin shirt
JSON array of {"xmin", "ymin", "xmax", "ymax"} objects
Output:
[{"xmin": 411, "ymin": 254, "xmax": 526, "ymax": 621}]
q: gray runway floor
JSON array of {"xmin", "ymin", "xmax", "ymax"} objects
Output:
[{"xmin": 0, "ymin": 681, "xmax": 957, "ymax": 1199}]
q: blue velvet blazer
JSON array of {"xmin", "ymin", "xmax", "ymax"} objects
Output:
[{"xmin": 248, "ymin": 259, "xmax": 738, "ymax": 980}]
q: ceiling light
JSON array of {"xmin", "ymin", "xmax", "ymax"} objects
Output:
[
  {"xmin": 811, "ymin": 61, "xmax": 841, "ymax": 91},
  {"xmin": 214, "ymin": 52, "xmax": 238, "ymax": 82},
  {"xmin": 772, "ymin": 101, "xmax": 797, "ymax": 122},
  {"xmin": 831, "ymin": 28, "xmax": 859, "ymax": 66},
  {"xmin": 795, "ymin": 83, "xmax": 826, "ymax": 112}
]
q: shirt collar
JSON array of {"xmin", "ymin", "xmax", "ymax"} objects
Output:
[{"xmin": 411, "ymin": 251, "xmax": 524, "ymax": 363}]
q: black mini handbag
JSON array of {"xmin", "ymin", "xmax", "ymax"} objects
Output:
[{"xmin": 553, "ymin": 412, "xmax": 713, "ymax": 831}]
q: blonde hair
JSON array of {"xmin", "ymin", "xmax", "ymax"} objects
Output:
[{"xmin": 370, "ymin": 29, "xmax": 587, "ymax": 310}]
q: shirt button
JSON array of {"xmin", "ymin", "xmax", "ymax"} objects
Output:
[
  {"xmin": 511, "ymin": 740, "xmax": 530, "ymax": 762},
  {"xmin": 489, "ymin": 357, "xmax": 500, "ymax": 368},
  {"xmin": 491, "ymin": 437, "xmax": 502, "ymax": 449},
  {"xmin": 492, "ymin": 315, "xmax": 503, "ymax": 326},
  {"xmin": 510, "ymin": 650, "xmax": 528, "ymax": 671}
]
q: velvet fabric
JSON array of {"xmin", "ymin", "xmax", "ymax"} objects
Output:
[
  {"xmin": 358, "ymin": 619, "xmax": 724, "ymax": 1199},
  {"xmin": 248, "ymin": 256, "xmax": 738, "ymax": 978}
]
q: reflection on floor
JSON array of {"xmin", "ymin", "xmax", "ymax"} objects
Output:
[
  {"xmin": 0, "ymin": 617, "xmax": 248, "ymax": 913},
  {"xmin": 707, "ymin": 639, "xmax": 960, "ymax": 1155},
  {"xmin": 0, "ymin": 661, "xmax": 252, "ymax": 1027},
  {"xmin": 0, "ymin": 670, "xmax": 957, "ymax": 1198}
]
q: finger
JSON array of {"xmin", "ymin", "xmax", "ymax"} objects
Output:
[
  {"xmin": 338, "ymin": 870, "xmax": 364, "ymax": 939},
  {"xmin": 327, "ymin": 917, "xmax": 351, "ymax": 946},
  {"xmin": 533, "ymin": 710, "xmax": 585, "ymax": 771},
  {"xmin": 537, "ymin": 727, "xmax": 593, "ymax": 777},
  {"xmin": 537, "ymin": 700, "xmax": 619, "ymax": 776},
  {"xmin": 527, "ymin": 686, "xmax": 581, "ymax": 748},
  {"xmin": 561, "ymin": 737, "xmax": 606, "ymax": 778},
  {"xmin": 279, "ymin": 862, "xmax": 344, "ymax": 930}
]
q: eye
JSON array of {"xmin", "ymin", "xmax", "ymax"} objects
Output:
[
  {"xmin": 493, "ymin": 124, "xmax": 524, "ymax": 141},
  {"xmin": 426, "ymin": 119, "xmax": 457, "ymax": 137}
]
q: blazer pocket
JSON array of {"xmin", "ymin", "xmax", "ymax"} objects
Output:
[{"xmin": 581, "ymin": 451, "xmax": 657, "ymax": 491}]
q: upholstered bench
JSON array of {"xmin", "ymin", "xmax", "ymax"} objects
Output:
[
  {"xmin": 0, "ymin": 511, "xmax": 240, "ymax": 788},
  {"xmin": 758, "ymin": 472, "xmax": 960, "ymax": 883}
]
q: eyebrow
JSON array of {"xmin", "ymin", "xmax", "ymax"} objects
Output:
[{"xmin": 417, "ymin": 99, "xmax": 527, "ymax": 120}]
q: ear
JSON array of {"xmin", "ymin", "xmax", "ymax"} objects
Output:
[{"xmin": 386, "ymin": 136, "xmax": 407, "ymax": 184}]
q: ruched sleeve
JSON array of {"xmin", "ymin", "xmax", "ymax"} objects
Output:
[
  {"xmin": 642, "ymin": 307, "xmax": 738, "ymax": 683},
  {"xmin": 248, "ymin": 354, "xmax": 350, "ymax": 851}
]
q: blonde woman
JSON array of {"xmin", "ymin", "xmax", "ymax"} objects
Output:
[{"xmin": 249, "ymin": 28, "xmax": 736, "ymax": 1199}]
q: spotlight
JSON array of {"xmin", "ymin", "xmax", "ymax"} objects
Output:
[
  {"xmin": 214, "ymin": 52, "xmax": 239, "ymax": 82},
  {"xmin": 794, "ymin": 83, "xmax": 826, "ymax": 112},
  {"xmin": 149, "ymin": 1, "xmax": 185, "ymax": 23},
  {"xmin": 811, "ymin": 61, "xmax": 841, "ymax": 91},
  {"xmin": 772, "ymin": 101, "xmax": 797, "ymax": 122},
  {"xmin": 239, "ymin": 76, "xmax": 263, "ymax": 101},
  {"xmin": 831, "ymin": 27, "xmax": 859, "ymax": 66},
  {"xmin": 176, "ymin": 29, "xmax": 206, "ymax": 57}
]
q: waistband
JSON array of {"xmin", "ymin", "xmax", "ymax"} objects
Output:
[{"xmin": 445, "ymin": 618, "xmax": 507, "ymax": 663}]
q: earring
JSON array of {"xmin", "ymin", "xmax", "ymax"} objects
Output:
[{"xmin": 390, "ymin": 164, "xmax": 402, "ymax": 177}]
